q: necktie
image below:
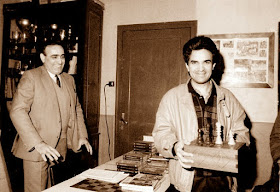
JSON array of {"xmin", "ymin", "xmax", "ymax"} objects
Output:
[{"xmin": 55, "ymin": 75, "xmax": 61, "ymax": 87}]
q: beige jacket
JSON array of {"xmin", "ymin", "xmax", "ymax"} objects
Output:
[{"xmin": 152, "ymin": 79, "xmax": 250, "ymax": 191}]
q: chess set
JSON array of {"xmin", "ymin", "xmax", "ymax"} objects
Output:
[
  {"xmin": 183, "ymin": 122, "xmax": 246, "ymax": 173},
  {"xmin": 71, "ymin": 178, "xmax": 122, "ymax": 192}
]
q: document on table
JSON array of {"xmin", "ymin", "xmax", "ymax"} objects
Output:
[{"xmin": 80, "ymin": 168, "xmax": 129, "ymax": 183}]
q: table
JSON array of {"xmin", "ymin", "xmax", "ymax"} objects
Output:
[{"xmin": 42, "ymin": 155, "xmax": 170, "ymax": 192}]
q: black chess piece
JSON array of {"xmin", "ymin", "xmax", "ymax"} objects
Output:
[
  {"xmin": 204, "ymin": 124, "xmax": 211, "ymax": 145},
  {"xmin": 197, "ymin": 129, "xmax": 203, "ymax": 145}
]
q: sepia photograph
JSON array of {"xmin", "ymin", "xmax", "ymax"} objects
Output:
[{"xmin": 0, "ymin": 1, "xmax": 279, "ymax": 192}]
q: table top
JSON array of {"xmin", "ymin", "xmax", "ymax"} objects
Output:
[{"xmin": 42, "ymin": 155, "xmax": 170, "ymax": 192}]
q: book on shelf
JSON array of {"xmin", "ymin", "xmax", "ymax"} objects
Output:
[{"xmin": 119, "ymin": 173, "xmax": 166, "ymax": 192}]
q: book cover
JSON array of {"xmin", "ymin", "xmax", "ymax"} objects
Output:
[
  {"xmin": 140, "ymin": 165, "xmax": 167, "ymax": 176},
  {"xmin": 119, "ymin": 174, "xmax": 163, "ymax": 192},
  {"xmin": 80, "ymin": 169, "xmax": 129, "ymax": 183},
  {"xmin": 123, "ymin": 151, "xmax": 149, "ymax": 162}
]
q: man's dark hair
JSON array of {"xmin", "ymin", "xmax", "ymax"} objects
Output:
[
  {"xmin": 41, "ymin": 41, "xmax": 65, "ymax": 55},
  {"xmin": 183, "ymin": 36, "xmax": 225, "ymax": 84},
  {"xmin": 182, "ymin": 36, "xmax": 219, "ymax": 64}
]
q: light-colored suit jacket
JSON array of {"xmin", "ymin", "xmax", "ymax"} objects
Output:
[{"xmin": 10, "ymin": 66, "xmax": 88, "ymax": 161}]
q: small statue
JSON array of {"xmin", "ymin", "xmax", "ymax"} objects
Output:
[
  {"xmin": 204, "ymin": 124, "xmax": 211, "ymax": 145},
  {"xmin": 228, "ymin": 129, "xmax": 236, "ymax": 145},
  {"xmin": 197, "ymin": 129, "xmax": 203, "ymax": 144},
  {"xmin": 215, "ymin": 122, "xmax": 223, "ymax": 145}
]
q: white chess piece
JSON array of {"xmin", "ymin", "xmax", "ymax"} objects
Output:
[
  {"xmin": 215, "ymin": 122, "xmax": 223, "ymax": 145},
  {"xmin": 228, "ymin": 129, "xmax": 235, "ymax": 145}
]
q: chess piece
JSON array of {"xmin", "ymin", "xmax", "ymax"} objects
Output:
[
  {"xmin": 197, "ymin": 129, "xmax": 203, "ymax": 144},
  {"xmin": 228, "ymin": 129, "xmax": 235, "ymax": 145},
  {"xmin": 204, "ymin": 124, "xmax": 211, "ymax": 145},
  {"xmin": 215, "ymin": 122, "xmax": 223, "ymax": 145}
]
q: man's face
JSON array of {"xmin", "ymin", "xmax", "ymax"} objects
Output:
[
  {"xmin": 40, "ymin": 45, "xmax": 65, "ymax": 75},
  {"xmin": 186, "ymin": 49, "xmax": 216, "ymax": 85}
]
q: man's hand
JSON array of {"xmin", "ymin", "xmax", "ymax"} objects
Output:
[
  {"xmin": 35, "ymin": 142, "xmax": 61, "ymax": 162},
  {"xmin": 174, "ymin": 140, "xmax": 194, "ymax": 169},
  {"xmin": 78, "ymin": 138, "xmax": 93, "ymax": 155}
]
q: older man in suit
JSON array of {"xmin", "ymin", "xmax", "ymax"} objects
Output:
[{"xmin": 9, "ymin": 42, "xmax": 92, "ymax": 192}]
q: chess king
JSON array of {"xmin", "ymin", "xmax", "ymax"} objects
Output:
[{"xmin": 152, "ymin": 36, "xmax": 250, "ymax": 192}]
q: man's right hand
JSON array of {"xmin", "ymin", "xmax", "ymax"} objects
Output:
[
  {"xmin": 174, "ymin": 140, "xmax": 194, "ymax": 169},
  {"xmin": 35, "ymin": 142, "xmax": 61, "ymax": 162}
]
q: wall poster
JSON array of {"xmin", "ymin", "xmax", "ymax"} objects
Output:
[{"xmin": 207, "ymin": 32, "xmax": 274, "ymax": 88}]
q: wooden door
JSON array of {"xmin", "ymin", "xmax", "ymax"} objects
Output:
[
  {"xmin": 78, "ymin": 0, "xmax": 103, "ymax": 168},
  {"xmin": 80, "ymin": 0, "xmax": 103, "ymax": 135},
  {"xmin": 115, "ymin": 21, "xmax": 197, "ymax": 157}
]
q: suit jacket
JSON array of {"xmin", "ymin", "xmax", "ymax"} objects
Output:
[{"xmin": 10, "ymin": 66, "xmax": 88, "ymax": 161}]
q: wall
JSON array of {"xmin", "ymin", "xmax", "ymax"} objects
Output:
[{"xmin": 197, "ymin": 0, "xmax": 279, "ymax": 123}]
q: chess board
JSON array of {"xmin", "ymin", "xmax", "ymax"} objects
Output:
[
  {"xmin": 184, "ymin": 142, "xmax": 246, "ymax": 173},
  {"xmin": 71, "ymin": 178, "xmax": 122, "ymax": 192}
]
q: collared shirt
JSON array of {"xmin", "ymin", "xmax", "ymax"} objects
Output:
[
  {"xmin": 47, "ymin": 71, "xmax": 61, "ymax": 87},
  {"xmin": 188, "ymin": 81, "xmax": 230, "ymax": 191},
  {"xmin": 188, "ymin": 81, "xmax": 218, "ymax": 143}
]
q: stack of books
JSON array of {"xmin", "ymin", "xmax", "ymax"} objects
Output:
[
  {"xmin": 133, "ymin": 140, "xmax": 157, "ymax": 154},
  {"xmin": 147, "ymin": 154, "xmax": 169, "ymax": 167},
  {"xmin": 140, "ymin": 154, "xmax": 169, "ymax": 176},
  {"xmin": 123, "ymin": 151, "xmax": 149, "ymax": 162},
  {"xmin": 116, "ymin": 159, "xmax": 143, "ymax": 176},
  {"xmin": 119, "ymin": 173, "xmax": 167, "ymax": 192},
  {"xmin": 140, "ymin": 164, "xmax": 167, "ymax": 176}
]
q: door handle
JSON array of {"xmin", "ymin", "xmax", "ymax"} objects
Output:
[
  {"xmin": 121, "ymin": 118, "xmax": 128, "ymax": 125},
  {"xmin": 121, "ymin": 112, "xmax": 128, "ymax": 124}
]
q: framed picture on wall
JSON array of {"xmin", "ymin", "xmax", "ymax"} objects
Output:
[{"xmin": 207, "ymin": 32, "xmax": 274, "ymax": 88}]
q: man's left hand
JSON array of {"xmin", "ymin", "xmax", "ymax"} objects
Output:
[{"xmin": 78, "ymin": 138, "xmax": 93, "ymax": 155}]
